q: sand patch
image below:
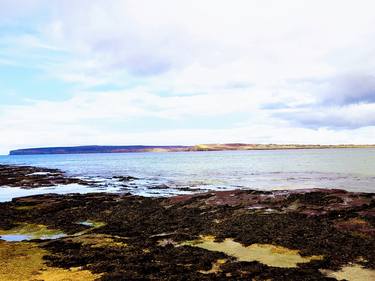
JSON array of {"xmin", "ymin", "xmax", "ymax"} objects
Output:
[
  {"xmin": 0, "ymin": 240, "xmax": 100, "ymax": 281},
  {"xmin": 321, "ymin": 264, "xmax": 375, "ymax": 281},
  {"xmin": 182, "ymin": 235, "xmax": 323, "ymax": 268}
]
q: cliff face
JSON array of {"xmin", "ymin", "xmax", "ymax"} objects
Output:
[
  {"xmin": 190, "ymin": 143, "xmax": 375, "ymax": 151},
  {"xmin": 9, "ymin": 145, "xmax": 191, "ymax": 155},
  {"xmin": 9, "ymin": 144, "xmax": 375, "ymax": 155}
]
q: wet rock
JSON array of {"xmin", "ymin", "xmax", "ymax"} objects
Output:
[
  {"xmin": 0, "ymin": 165, "xmax": 374, "ymax": 280},
  {"xmin": 149, "ymin": 184, "xmax": 171, "ymax": 190},
  {"xmin": 0, "ymin": 164, "xmax": 92, "ymax": 189},
  {"xmin": 113, "ymin": 176, "xmax": 139, "ymax": 182},
  {"xmin": 0, "ymin": 188, "xmax": 373, "ymax": 280}
]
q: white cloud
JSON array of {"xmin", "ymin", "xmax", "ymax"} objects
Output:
[
  {"xmin": 41, "ymin": 0, "xmax": 375, "ymax": 79},
  {"xmin": 1, "ymin": 0, "xmax": 375, "ymax": 153},
  {"xmin": 1, "ymin": 88, "xmax": 374, "ymax": 154},
  {"xmin": 274, "ymin": 103, "xmax": 375, "ymax": 129}
]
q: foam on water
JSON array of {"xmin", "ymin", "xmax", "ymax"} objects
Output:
[{"xmin": 1, "ymin": 149, "xmax": 375, "ymax": 201}]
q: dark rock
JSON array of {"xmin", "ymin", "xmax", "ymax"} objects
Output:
[
  {"xmin": 0, "ymin": 165, "xmax": 374, "ymax": 280},
  {"xmin": 113, "ymin": 176, "xmax": 139, "ymax": 182},
  {"xmin": 0, "ymin": 164, "xmax": 92, "ymax": 189}
]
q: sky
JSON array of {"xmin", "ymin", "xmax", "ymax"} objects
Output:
[{"xmin": 1, "ymin": 0, "xmax": 375, "ymax": 154}]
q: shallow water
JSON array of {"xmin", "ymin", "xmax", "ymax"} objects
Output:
[
  {"xmin": 1, "ymin": 149, "xmax": 375, "ymax": 199},
  {"xmin": 0, "ymin": 223, "xmax": 66, "ymax": 241},
  {"xmin": 0, "ymin": 233, "xmax": 66, "ymax": 241},
  {"xmin": 0, "ymin": 234, "xmax": 34, "ymax": 242},
  {"xmin": 0, "ymin": 184, "xmax": 99, "ymax": 202}
]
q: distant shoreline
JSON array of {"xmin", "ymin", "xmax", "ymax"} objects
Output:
[{"xmin": 9, "ymin": 143, "xmax": 375, "ymax": 155}]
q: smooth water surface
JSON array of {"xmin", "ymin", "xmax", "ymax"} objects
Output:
[{"xmin": 0, "ymin": 149, "xmax": 374, "ymax": 198}]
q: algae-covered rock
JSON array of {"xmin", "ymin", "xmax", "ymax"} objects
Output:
[{"xmin": 0, "ymin": 175, "xmax": 374, "ymax": 280}]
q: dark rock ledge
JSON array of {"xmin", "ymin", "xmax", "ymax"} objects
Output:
[
  {"xmin": 0, "ymin": 164, "xmax": 90, "ymax": 188},
  {"xmin": 0, "ymin": 164, "xmax": 374, "ymax": 280}
]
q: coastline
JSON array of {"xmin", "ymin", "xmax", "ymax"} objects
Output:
[
  {"xmin": 8, "ymin": 143, "xmax": 375, "ymax": 155},
  {"xmin": 0, "ymin": 164, "xmax": 374, "ymax": 280}
]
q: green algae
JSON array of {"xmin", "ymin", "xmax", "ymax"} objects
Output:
[
  {"xmin": 64, "ymin": 234, "xmax": 128, "ymax": 248},
  {"xmin": 182, "ymin": 235, "xmax": 323, "ymax": 268},
  {"xmin": 0, "ymin": 240, "xmax": 101, "ymax": 281},
  {"xmin": 14, "ymin": 205, "xmax": 36, "ymax": 210}
]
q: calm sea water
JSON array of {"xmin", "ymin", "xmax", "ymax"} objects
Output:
[{"xmin": 0, "ymin": 149, "xmax": 374, "ymax": 200}]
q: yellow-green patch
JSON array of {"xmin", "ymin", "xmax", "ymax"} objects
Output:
[
  {"xmin": 64, "ymin": 234, "xmax": 128, "ymax": 248},
  {"xmin": 14, "ymin": 205, "xmax": 36, "ymax": 210},
  {"xmin": 199, "ymin": 259, "xmax": 227, "ymax": 274},
  {"xmin": 321, "ymin": 264, "xmax": 375, "ymax": 281},
  {"xmin": 80, "ymin": 220, "xmax": 106, "ymax": 228},
  {"xmin": 181, "ymin": 235, "xmax": 323, "ymax": 268},
  {"xmin": 0, "ymin": 240, "xmax": 101, "ymax": 281}
]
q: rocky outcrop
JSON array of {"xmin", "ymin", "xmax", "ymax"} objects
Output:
[
  {"xmin": 0, "ymin": 165, "xmax": 90, "ymax": 188},
  {"xmin": 0, "ymin": 188, "xmax": 373, "ymax": 280}
]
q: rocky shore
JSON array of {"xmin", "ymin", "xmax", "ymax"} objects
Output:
[
  {"xmin": 0, "ymin": 164, "xmax": 90, "ymax": 188},
  {"xmin": 0, "ymin": 164, "xmax": 374, "ymax": 280}
]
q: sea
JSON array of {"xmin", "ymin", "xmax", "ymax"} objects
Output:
[{"xmin": 0, "ymin": 149, "xmax": 374, "ymax": 201}]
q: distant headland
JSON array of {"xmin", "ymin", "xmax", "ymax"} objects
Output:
[{"xmin": 9, "ymin": 143, "xmax": 375, "ymax": 155}]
